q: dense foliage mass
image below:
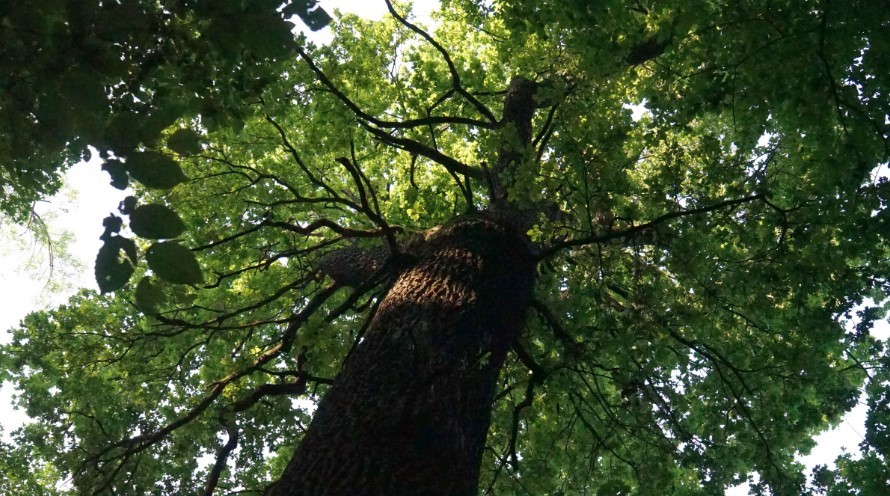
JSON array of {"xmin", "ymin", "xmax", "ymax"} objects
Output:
[
  {"xmin": 0, "ymin": 0, "xmax": 329, "ymax": 221},
  {"xmin": 2, "ymin": 0, "xmax": 890, "ymax": 494}
]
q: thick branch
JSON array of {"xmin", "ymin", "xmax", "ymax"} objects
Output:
[
  {"xmin": 489, "ymin": 76, "xmax": 539, "ymax": 204},
  {"xmin": 266, "ymin": 214, "xmax": 536, "ymax": 495},
  {"xmin": 363, "ymin": 124, "xmax": 482, "ymax": 179},
  {"xmin": 202, "ymin": 416, "xmax": 239, "ymax": 496}
]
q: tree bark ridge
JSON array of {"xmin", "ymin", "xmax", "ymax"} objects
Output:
[{"xmin": 266, "ymin": 213, "xmax": 536, "ymax": 495}]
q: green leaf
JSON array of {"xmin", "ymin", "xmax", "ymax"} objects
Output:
[
  {"xmin": 124, "ymin": 152, "xmax": 188, "ymax": 190},
  {"xmin": 134, "ymin": 276, "xmax": 164, "ymax": 315},
  {"xmin": 129, "ymin": 203, "xmax": 186, "ymax": 239},
  {"xmin": 166, "ymin": 128, "xmax": 203, "ymax": 155},
  {"xmin": 597, "ymin": 480, "xmax": 632, "ymax": 496},
  {"xmin": 95, "ymin": 236, "xmax": 137, "ymax": 293},
  {"xmin": 34, "ymin": 92, "xmax": 74, "ymax": 153},
  {"xmin": 60, "ymin": 69, "xmax": 109, "ymax": 120},
  {"xmin": 146, "ymin": 241, "xmax": 202, "ymax": 285},
  {"xmin": 8, "ymin": 2, "xmax": 890, "ymax": 495}
]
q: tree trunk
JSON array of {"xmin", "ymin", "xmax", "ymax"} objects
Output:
[{"xmin": 266, "ymin": 213, "xmax": 535, "ymax": 495}]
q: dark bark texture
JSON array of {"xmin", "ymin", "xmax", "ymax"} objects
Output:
[
  {"xmin": 266, "ymin": 213, "xmax": 536, "ymax": 495},
  {"xmin": 266, "ymin": 74, "xmax": 542, "ymax": 495}
]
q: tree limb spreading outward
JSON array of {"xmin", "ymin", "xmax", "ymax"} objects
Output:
[{"xmin": 538, "ymin": 194, "xmax": 765, "ymax": 259}]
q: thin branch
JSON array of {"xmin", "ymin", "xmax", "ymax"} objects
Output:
[
  {"xmin": 192, "ymin": 223, "xmax": 265, "ymax": 252},
  {"xmin": 83, "ymin": 286, "xmax": 340, "ymax": 484},
  {"xmin": 383, "ymin": 0, "xmax": 498, "ymax": 124},
  {"xmin": 444, "ymin": 160, "xmax": 474, "ymax": 210},
  {"xmin": 196, "ymin": 152, "xmax": 353, "ymax": 213},
  {"xmin": 350, "ymin": 142, "xmax": 382, "ymax": 217},
  {"xmin": 533, "ymin": 104, "xmax": 558, "ymax": 164},
  {"xmin": 265, "ymin": 218, "xmax": 398, "ymax": 239},
  {"xmin": 296, "ymin": 45, "xmax": 495, "ymax": 129},
  {"xmin": 533, "ymin": 103, "xmax": 558, "ymax": 149},
  {"xmin": 409, "ymin": 153, "xmax": 419, "ymax": 189},
  {"xmin": 538, "ymin": 194, "xmax": 763, "ymax": 259},
  {"xmin": 155, "ymin": 278, "xmax": 303, "ymax": 330},
  {"xmin": 201, "ymin": 366, "xmax": 333, "ymax": 495},
  {"xmin": 506, "ymin": 343, "xmax": 548, "ymax": 470},
  {"xmin": 334, "ymin": 156, "xmax": 398, "ymax": 249},
  {"xmin": 264, "ymin": 115, "xmax": 344, "ymax": 202},
  {"xmin": 427, "ymin": 88, "xmax": 455, "ymax": 115},
  {"xmin": 530, "ymin": 299, "xmax": 582, "ymax": 357}
]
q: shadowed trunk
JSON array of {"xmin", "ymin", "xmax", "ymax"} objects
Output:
[
  {"xmin": 266, "ymin": 76, "xmax": 540, "ymax": 495},
  {"xmin": 266, "ymin": 214, "xmax": 535, "ymax": 495}
]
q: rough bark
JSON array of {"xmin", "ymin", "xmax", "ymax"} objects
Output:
[
  {"xmin": 266, "ymin": 213, "xmax": 535, "ymax": 495},
  {"xmin": 266, "ymin": 75, "xmax": 541, "ymax": 495},
  {"xmin": 490, "ymin": 76, "xmax": 539, "ymax": 204}
]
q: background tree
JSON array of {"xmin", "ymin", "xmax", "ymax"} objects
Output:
[{"xmin": 2, "ymin": 1, "xmax": 890, "ymax": 495}]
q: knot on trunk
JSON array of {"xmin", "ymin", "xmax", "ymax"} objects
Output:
[
  {"xmin": 313, "ymin": 228, "xmax": 444, "ymax": 288},
  {"xmin": 315, "ymin": 245, "xmax": 391, "ymax": 288}
]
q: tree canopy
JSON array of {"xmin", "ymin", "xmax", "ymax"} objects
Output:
[
  {"xmin": 2, "ymin": 1, "xmax": 890, "ymax": 495},
  {"xmin": 0, "ymin": 0, "xmax": 330, "ymax": 221}
]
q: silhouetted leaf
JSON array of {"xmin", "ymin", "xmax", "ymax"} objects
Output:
[
  {"xmin": 167, "ymin": 128, "xmax": 203, "ymax": 155},
  {"xmin": 301, "ymin": 7, "xmax": 332, "ymax": 31},
  {"xmin": 134, "ymin": 276, "xmax": 164, "ymax": 315},
  {"xmin": 242, "ymin": 10, "xmax": 296, "ymax": 58},
  {"xmin": 101, "ymin": 159, "xmax": 129, "ymax": 190},
  {"xmin": 101, "ymin": 215, "xmax": 124, "ymax": 240},
  {"xmin": 118, "ymin": 196, "xmax": 137, "ymax": 216},
  {"xmin": 284, "ymin": 0, "xmax": 332, "ymax": 31},
  {"xmin": 104, "ymin": 111, "xmax": 142, "ymax": 152},
  {"xmin": 95, "ymin": 236, "xmax": 137, "ymax": 293},
  {"xmin": 146, "ymin": 241, "xmax": 202, "ymax": 285},
  {"xmin": 124, "ymin": 152, "xmax": 188, "ymax": 189},
  {"xmin": 130, "ymin": 203, "xmax": 186, "ymax": 239}
]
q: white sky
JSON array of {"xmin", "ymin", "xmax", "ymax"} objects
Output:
[
  {"xmin": 0, "ymin": 154, "xmax": 121, "ymax": 438},
  {"xmin": 0, "ymin": 1, "xmax": 886, "ymax": 493}
]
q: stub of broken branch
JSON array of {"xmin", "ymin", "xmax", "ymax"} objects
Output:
[{"xmin": 315, "ymin": 245, "xmax": 392, "ymax": 288}]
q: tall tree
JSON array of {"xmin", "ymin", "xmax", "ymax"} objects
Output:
[{"xmin": 2, "ymin": 1, "xmax": 890, "ymax": 495}]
